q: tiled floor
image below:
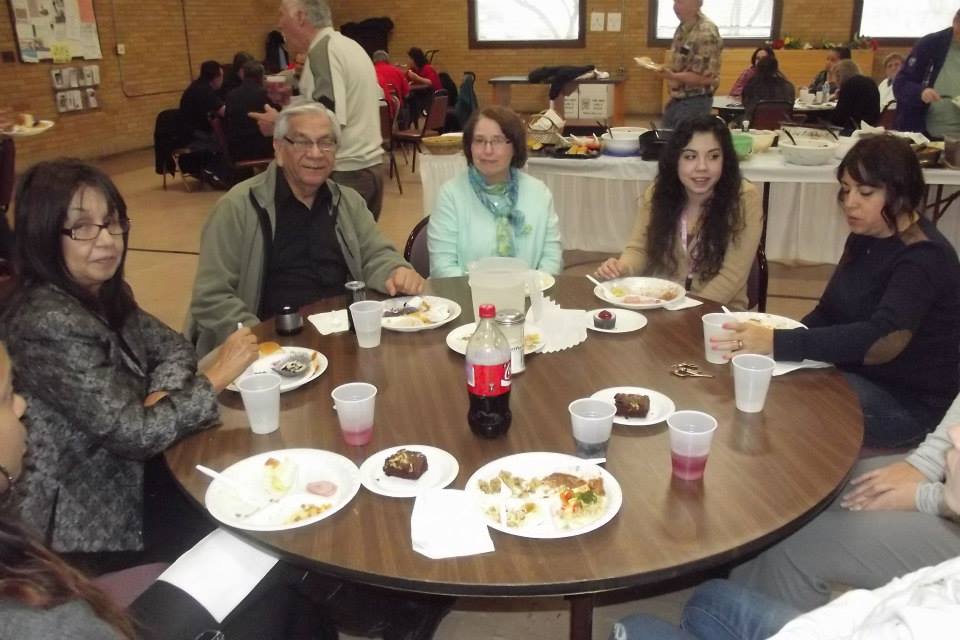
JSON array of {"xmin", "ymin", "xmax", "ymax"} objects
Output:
[{"xmin": 83, "ymin": 148, "xmax": 830, "ymax": 639}]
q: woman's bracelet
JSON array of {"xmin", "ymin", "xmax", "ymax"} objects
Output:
[{"xmin": 0, "ymin": 461, "xmax": 15, "ymax": 495}]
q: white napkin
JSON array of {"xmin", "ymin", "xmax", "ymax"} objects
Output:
[
  {"xmin": 526, "ymin": 298, "xmax": 589, "ymax": 353},
  {"xmin": 665, "ymin": 296, "xmax": 703, "ymax": 311},
  {"xmin": 411, "ymin": 489, "xmax": 495, "ymax": 559},
  {"xmin": 772, "ymin": 359, "xmax": 832, "ymax": 377},
  {"xmin": 307, "ymin": 309, "xmax": 348, "ymax": 335},
  {"xmin": 158, "ymin": 529, "xmax": 278, "ymax": 623}
]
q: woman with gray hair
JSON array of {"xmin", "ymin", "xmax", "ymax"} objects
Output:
[{"xmin": 826, "ymin": 59, "xmax": 881, "ymax": 133}]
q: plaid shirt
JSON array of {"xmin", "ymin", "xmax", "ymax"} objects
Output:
[{"xmin": 668, "ymin": 12, "xmax": 722, "ymax": 99}]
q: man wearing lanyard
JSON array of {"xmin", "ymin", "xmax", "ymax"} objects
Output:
[{"xmin": 660, "ymin": 0, "xmax": 722, "ymax": 129}]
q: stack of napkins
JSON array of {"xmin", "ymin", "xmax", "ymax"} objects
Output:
[
  {"xmin": 526, "ymin": 297, "xmax": 589, "ymax": 353},
  {"xmin": 411, "ymin": 489, "xmax": 494, "ymax": 559},
  {"xmin": 308, "ymin": 309, "xmax": 348, "ymax": 335}
]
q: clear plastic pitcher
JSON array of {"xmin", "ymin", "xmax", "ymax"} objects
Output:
[{"xmin": 467, "ymin": 257, "xmax": 529, "ymax": 321}]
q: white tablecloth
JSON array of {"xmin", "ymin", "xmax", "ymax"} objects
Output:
[{"xmin": 419, "ymin": 152, "xmax": 960, "ymax": 264}]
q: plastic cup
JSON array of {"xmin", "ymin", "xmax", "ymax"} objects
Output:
[
  {"xmin": 667, "ymin": 410, "xmax": 718, "ymax": 481},
  {"xmin": 331, "ymin": 382, "xmax": 377, "ymax": 446},
  {"xmin": 568, "ymin": 398, "xmax": 616, "ymax": 458},
  {"xmin": 349, "ymin": 300, "xmax": 384, "ymax": 348},
  {"xmin": 701, "ymin": 313, "xmax": 736, "ymax": 364},
  {"xmin": 236, "ymin": 373, "xmax": 282, "ymax": 435},
  {"xmin": 732, "ymin": 354, "xmax": 776, "ymax": 413},
  {"xmin": 467, "ymin": 257, "xmax": 528, "ymax": 321}
]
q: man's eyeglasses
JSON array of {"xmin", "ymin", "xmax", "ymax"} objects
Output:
[
  {"xmin": 283, "ymin": 136, "xmax": 337, "ymax": 153},
  {"xmin": 60, "ymin": 219, "xmax": 131, "ymax": 241},
  {"xmin": 472, "ymin": 136, "xmax": 511, "ymax": 149}
]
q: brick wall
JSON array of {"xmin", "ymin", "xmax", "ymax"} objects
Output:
[
  {"xmin": 1, "ymin": 0, "xmax": 277, "ymax": 167},
  {"xmin": 2, "ymin": 0, "xmax": 909, "ymax": 167}
]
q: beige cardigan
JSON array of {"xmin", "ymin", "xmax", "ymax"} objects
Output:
[{"xmin": 618, "ymin": 180, "xmax": 763, "ymax": 310}]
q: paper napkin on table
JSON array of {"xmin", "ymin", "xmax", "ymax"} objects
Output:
[
  {"xmin": 158, "ymin": 529, "xmax": 279, "ymax": 623},
  {"xmin": 772, "ymin": 359, "xmax": 832, "ymax": 377},
  {"xmin": 411, "ymin": 489, "xmax": 495, "ymax": 559},
  {"xmin": 665, "ymin": 297, "xmax": 703, "ymax": 311},
  {"xmin": 526, "ymin": 298, "xmax": 589, "ymax": 353},
  {"xmin": 308, "ymin": 309, "xmax": 348, "ymax": 335}
]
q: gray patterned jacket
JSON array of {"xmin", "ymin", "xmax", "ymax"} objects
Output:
[{"xmin": 3, "ymin": 285, "xmax": 219, "ymax": 553}]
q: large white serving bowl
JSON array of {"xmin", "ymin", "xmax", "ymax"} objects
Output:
[
  {"xmin": 601, "ymin": 133, "xmax": 640, "ymax": 156},
  {"xmin": 609, "ymin": 126, "xmax": 649, "ymax": 139},
  {"xmin": 778, "ymin": 139, "xmax": 838, "ymax": 166}
]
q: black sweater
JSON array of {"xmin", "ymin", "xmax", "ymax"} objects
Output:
[{"xmin": 774, "ymin": 217, "xmax": 960, "ymax": 411}]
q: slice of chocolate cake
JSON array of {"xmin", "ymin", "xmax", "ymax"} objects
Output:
[
  {"xmin": 613, "ymin": 393, "xmax": 650, "ymax": 419},
  {"xmin": 382, "ymin": 449, "xmax": 429, "ymax": 480}
]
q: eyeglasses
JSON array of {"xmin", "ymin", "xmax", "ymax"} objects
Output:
[
  {"xmin": 60, "ymin": 219, "xmax": 130, "ymax": 241},
  {"xmin": 472, "ymin": 136, "xmax": 511, "ymax": 149},
  {"xmin": 283, "ymin": 136, "xmax": 337, "ymax": 153}
]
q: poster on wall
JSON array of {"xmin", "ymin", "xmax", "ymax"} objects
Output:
[{"xmin": 9, "ymin": 0, "xmax": 103, "ymax": 63}]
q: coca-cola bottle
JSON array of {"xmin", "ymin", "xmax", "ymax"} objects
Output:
[{"xmin": 466, "ymin": 304, "xmax": 512, "ymax": 438}]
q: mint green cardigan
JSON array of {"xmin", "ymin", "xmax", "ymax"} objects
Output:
[{"xmin": 427, "ymin": 171, "xmax": 564, "ymax": 277}]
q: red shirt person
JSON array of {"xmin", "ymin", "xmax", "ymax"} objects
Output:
[{"xmin": 372, "ymin": 50, "xmax": 410, "ymax": 119}]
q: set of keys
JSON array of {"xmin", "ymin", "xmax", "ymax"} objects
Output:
[{"xmin": 670, "ymin": 362, "xmax": 714, "ymax": 378}]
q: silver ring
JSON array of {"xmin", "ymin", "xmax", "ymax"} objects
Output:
[{"xmin": 736, "ymin": 339, "xmax": 744, "ymax": 351}]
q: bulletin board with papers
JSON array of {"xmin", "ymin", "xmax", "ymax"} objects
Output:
[{"xmin": 8, "ymin": 0, "xmax": 103, "ymax": 63}]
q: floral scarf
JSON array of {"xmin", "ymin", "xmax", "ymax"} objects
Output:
[{"xmin": 468, "ymin": 166, "xmax": 530, "ymax": 257}]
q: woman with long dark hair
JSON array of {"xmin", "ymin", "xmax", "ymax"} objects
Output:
[
  {"xmin": 729, "ymin": 45, "xmax": 775, "ymax": 97},
  {"xmin": 727, "ymin": 135, "xmax": 960, "ymax": 448},
  {"xmin": 595, "ymin": 115, "xmax": 762, "ymax": 310},
  {"xmin": 404, "ymin": 46, "xmax": 441, "ymax": 127},
  {"xmin": 1, "ymin": 160, "xmax": 257, "ymax": 572},
  {"xmin": 742, "ymin": 56, "xmax": 795, "ymax": 123}
]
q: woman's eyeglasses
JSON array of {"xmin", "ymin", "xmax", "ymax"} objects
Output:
[
  {"xmin": 60, "ymin": 219, "xmax": 131, "ymax": 241},
  {"xmin": 472, "ymin": 136, "xmax": 511, "ymax": 149}
]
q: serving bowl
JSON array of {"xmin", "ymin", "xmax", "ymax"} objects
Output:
[
  {"xmin": 600, "ymin": 133, "xmax": 640, "ymax": 156},
  {"xmin": 731, "ymin": 132, "xmax": 753, "ymax": 160},
  {"xmin": 747, "ymin": 129, "xmax": 776, "ymax": 153},
  {"xmin": 778, "ymin": 139, "xmax": 838, "ymax": 166},
  {"xmin": 609, "ymin": 126, "xmax": 649, "ymax": 139}
]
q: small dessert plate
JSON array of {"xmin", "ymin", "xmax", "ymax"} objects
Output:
[
  {"xmin": 359, "ymin": 445, "xmax": 459, "ymax": 498},
  {"xmin": 590, "ymin": 386, "xmax": 675, "ymax": 427},
  {"xmin": 587, "ymin": 308, "xmax": 648, "ymax": 334}
]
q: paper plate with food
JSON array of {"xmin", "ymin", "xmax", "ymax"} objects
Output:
[
  {"xmin": 588, "ymin": 308, "xmax": 648, "ymax": 333},
  {"xmin": 465, "ymin": 452, "xmax": 622, "ymax": 539},
  {"xmin": 593, "ymin": 277, "xmax": 686, "ymax": 310},
  {"xmin": 381, "ymin": 295, "xmax": 461, "ymax": 332},
  {"xmin": 525, "ymin": 270, "xmax": 556, "ymax": 296},
  {"xmin": 202, "ymin": 449, "xmax": 361, "ymax": 532},
  {"xmin": 445, "ymin": 322, "xmax": 545, "ymax": 356},
  {"xmin": 590, "ymin": 386, "xmax": 675, "ymax": 426},
  {"xmin": 634, "ymin": 56, "xmax": 664, "ymax": 72},
  {"xmin": 730, "ymin": 312, "xmax": 806, "ymax": 331},
  {"xmin": 359, "ymin": 445, "xmax": 459, "ymax": 498},
  {"xmin": 4, "ymin": 113, "xmax": 55, "ymax": 138},
  {"xmin": 228, "ymin": 343, "xmax": 327, "ymax": 393}
]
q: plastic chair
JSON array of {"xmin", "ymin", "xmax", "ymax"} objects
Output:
[
  {"xmin": 403, "ymin": 216, "xmax": 430, "ymax": 278},
  {"xmin": 748, "ymin": 100, "xmax": 794, "ymax": 131},
  {"xmin": 746, "ymin": 246, "xmax": 768, "ymax": 312},
  {"xmin": 394, "ymin": 91, "xmax": 449, "ymax": 173}
]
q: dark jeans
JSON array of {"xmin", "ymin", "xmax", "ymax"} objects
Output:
[
  {"xmin": 609, "ymin": 580, "xmax": 799, "ymax": 640},
  {"xmin": 661, "ymin": 95, "xmax": 713, "ymax": 129},
  {"xmin": 841, "ymin": 371, "xmax": 947, "ymax": 448}
]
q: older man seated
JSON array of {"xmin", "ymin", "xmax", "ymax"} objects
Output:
[{"xmin": 186, "ymin": 101, "xmax": 423, "ymax": 356}]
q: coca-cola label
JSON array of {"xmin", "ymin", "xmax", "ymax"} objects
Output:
[{"xmin": 466, "ymin": 362, "xmax": 511, "ymax": 397}]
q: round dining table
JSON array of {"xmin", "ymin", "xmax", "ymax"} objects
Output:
[{"xmin": 165, "ymin": 276, "xmax": 864, "ymax": 640}]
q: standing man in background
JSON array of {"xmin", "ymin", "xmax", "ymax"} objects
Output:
[
  {"xmin": 894, "ymin": 9, "xmax": 960, "ymax": 137},
  {"xmin": 252, "ymin": 0, "xmax": 385, "ymax": 220},
  {"xmin": 660, "ymin": 0, "xmax": 722, "ymax": 129}
]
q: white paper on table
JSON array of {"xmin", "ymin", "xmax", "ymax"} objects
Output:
[
  {"xmin": 307, "ymin": 309, "xmax": 349, "ymax": 335},
  {"xmin": 157, "ymin": 529, "xmax": 279, "ymax": 623},
  {"xmin": 527, "ymin": 298, "xmax": 589, "ymax": 353},
  {"xmin": 772, "ymin": 359, "xmax": 832, "ymax": 377},
  {"xmin": 665, "ymin": 297, "xmax": 703, "ymax": 311},
  {"xmin": 411, "ymin": 489, "xmax": 495, "ymax": 559}
]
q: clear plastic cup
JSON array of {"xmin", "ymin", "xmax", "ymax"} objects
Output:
[
  {"xmin": 701, "ymin": 313, "xmax": 736, "ymax": 364},
  {"xmin": 732, "ymin": 354, "xmax": 776, "ymax": 413},
  {"xmin": 350, "ymin": 300, "xmax": 384, "ymax": 348},
  {"xmin": 468, "ymin": 257, "xmax": 528, "ymax": 321},
  {"xmin": 331, "ymin": 382, "xmax": 378, "ymax": 446},
  {"xmin": 667, "ymin": 410, "xmax": 718, "ymax": 481},
  {"xmin": 568, "ymin": 398, "xmax": 616, "ymax": 458},
  {"xmin": 236, "ymin": 373, "xmax": 282, "ymax": 435}
]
